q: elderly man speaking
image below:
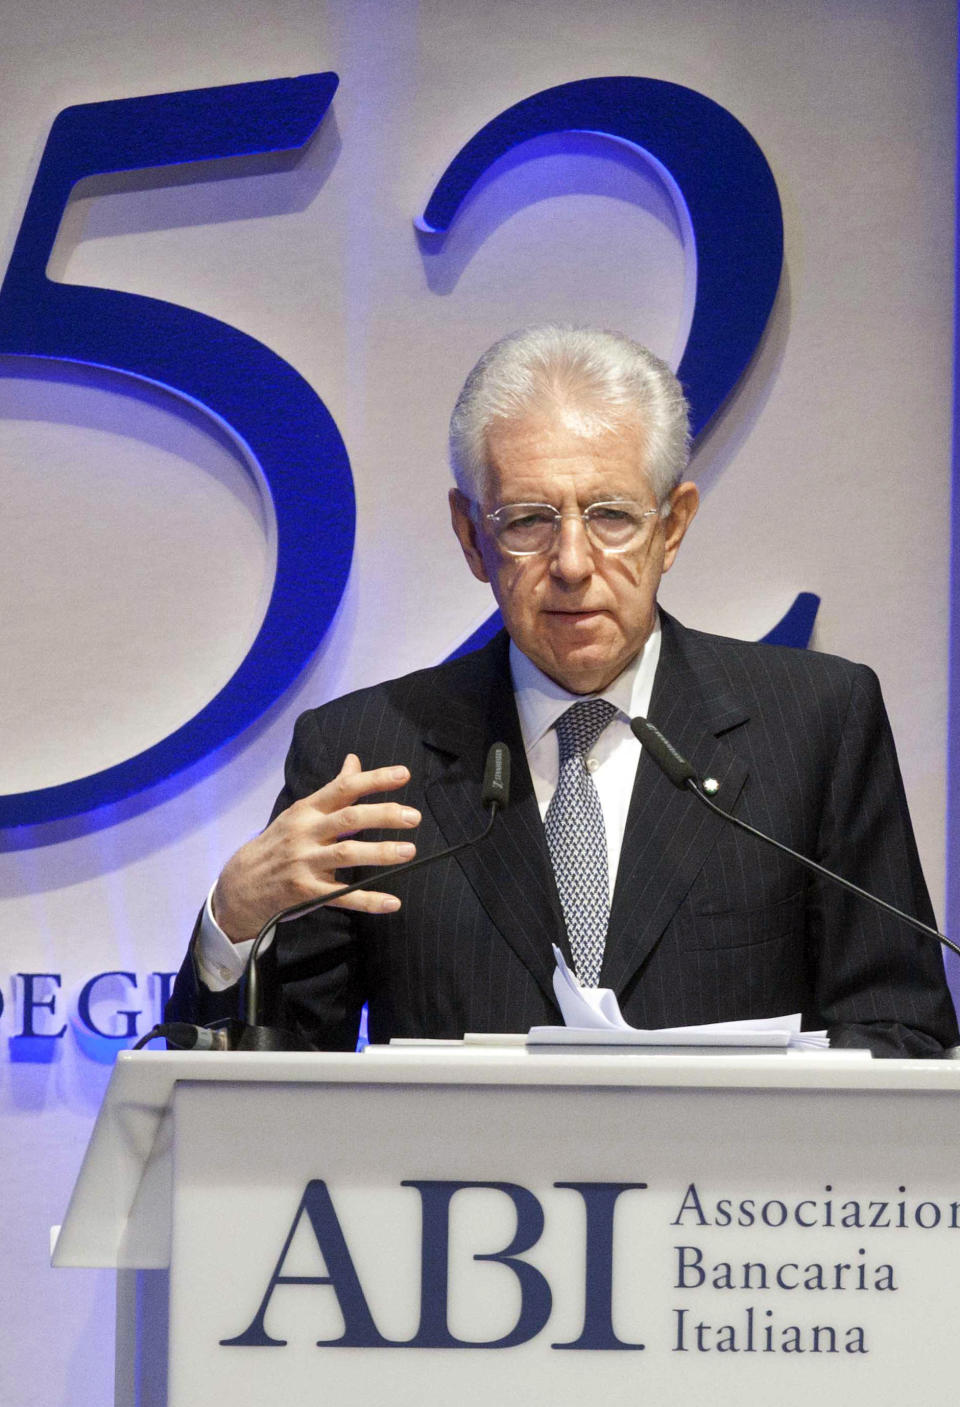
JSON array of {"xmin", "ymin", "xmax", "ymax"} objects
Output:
[{"xmin": 167, "ymin": 325, "xmax": 958, "ymax": 1057}]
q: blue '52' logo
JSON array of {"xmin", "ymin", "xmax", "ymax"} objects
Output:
[{"xmin": 0, "ymin": 73, "xmax": 806, "ymax": 829}]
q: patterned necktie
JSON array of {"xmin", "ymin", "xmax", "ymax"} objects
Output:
[{"xmin": 545, "ymin": 698, "xmax": 617, "ymax": 987}]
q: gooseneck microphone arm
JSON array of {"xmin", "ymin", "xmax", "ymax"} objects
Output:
[
  {"xmin": 630, "ymin": 716, "xmax": 960, "ymax": 963},
  {"xmin": 243, "ymin": 742, "xmax": 512, "ymax": 1034}
]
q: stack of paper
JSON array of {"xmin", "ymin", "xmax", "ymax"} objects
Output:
[{"xmin": 528, "ymin": 946, "xmax": 832, "ymax": 1051}]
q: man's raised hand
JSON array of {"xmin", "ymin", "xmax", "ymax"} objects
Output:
[{"xmin": 211, "ymin": 755, "xmax": 420, "ymax": 943}]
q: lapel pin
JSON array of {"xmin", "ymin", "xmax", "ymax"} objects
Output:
[{"xmin": 702, "ymin": 777, "xmax": 720, "ymax": 795}]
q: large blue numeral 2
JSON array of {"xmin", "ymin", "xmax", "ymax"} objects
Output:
[
  {"xmin": 0, "ymin": 75, "xmax": 354, "ymax": 827},
  {"xmin": 424, "ymin": 78, "xmax": 819, "ymax": 661}
]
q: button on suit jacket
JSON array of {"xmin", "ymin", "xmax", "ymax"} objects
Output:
[{"xmin": 168, "ymin": 614, "xmax": 959, "ymax": 1057}]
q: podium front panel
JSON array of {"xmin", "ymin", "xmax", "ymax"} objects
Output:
[{"xmin": 164, "ymin": 1065, "xmax": 960, "ymax": 1407}]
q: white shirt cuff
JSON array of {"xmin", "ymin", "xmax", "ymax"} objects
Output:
[{"xmin": 195, "ymin": 885, "xmax": 275, "ymax": 991}]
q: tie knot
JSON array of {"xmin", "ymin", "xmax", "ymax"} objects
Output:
[{"xmin": 554, "ymin": 698, "xmax": 617, "ymax": 765}]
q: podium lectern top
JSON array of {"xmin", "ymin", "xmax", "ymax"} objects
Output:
[{"xmin": 53, "ymin": 1046, "xmax": 960, "ymax": 1269}]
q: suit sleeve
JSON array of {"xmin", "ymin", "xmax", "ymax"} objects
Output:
[
  {"xmin": 808, "ymin": 664, "xmax": 958, "ymax": 1057},
  {"xmin": 165, "ymin": 709, "xmax": 367, "ymax": 1050}
]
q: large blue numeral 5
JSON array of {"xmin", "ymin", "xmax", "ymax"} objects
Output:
[{"xmin": 0, "ymin": 75, "xmax": 354, "ymax": 827}]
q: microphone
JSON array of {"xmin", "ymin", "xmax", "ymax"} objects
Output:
[
  {"xmin": 630, "ymin": 717, "xmax": 696, "ymax": 788},
  {"xmin": 630, "ymin": 716, "xmax": 960, "ymax": 962},
  {"xmin": 482, "ymin": 737, "xmax": 511, "ymax": 808},
  {"xmin": 238, "ymin": 742, "xmax": 513, "ymax": 1048}
]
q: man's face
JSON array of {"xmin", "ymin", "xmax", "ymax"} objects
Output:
[{"xmin": 450, "ymin": 413, "xmax": 699, "ymax": 694}]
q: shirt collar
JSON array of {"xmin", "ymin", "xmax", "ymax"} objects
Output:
[{"xmin": 509, "ymin": 614, "xmax": 662, "ymax": 751}]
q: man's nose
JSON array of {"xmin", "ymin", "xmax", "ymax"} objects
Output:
[{"xmin": 549, "ymin": 514, "xmax": 595, "ymax": 582}]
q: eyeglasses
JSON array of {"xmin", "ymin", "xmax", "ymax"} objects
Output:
[{"xmin": 481, "ymin": 500, "xmax": 662, "ymax": 557}]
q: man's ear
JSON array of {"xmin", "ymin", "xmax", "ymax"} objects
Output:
[
  {"xmin": 661, "ymin": 481, "xmax": 699, "ymax": 573},
  {"xmin": 449, "ymin": 488, "xmax": 491, "ymax": 583}
]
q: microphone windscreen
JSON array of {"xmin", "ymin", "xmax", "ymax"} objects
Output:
[
  {"xmin": 482, "ymin": 741, "xmax": 511, "ymax": 808},
  {"xmin": 630, "ymin": 716, "xmax": 697, "ymax": 789}
]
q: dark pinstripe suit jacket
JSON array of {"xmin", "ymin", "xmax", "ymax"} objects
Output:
[{"xmin": 169, "ymin": 613, "xmax": 958, "ymax": 1056}]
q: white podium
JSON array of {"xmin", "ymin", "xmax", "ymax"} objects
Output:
[{"xmin": 54, "ymin": 1046, "xmax": 960, "ymax": 1406}]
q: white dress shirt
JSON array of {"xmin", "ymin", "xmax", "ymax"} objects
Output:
[{"xmin": 196, "ymin": 618, "xmax": 661, "ymax": 991}]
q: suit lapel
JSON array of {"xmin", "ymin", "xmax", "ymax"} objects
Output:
[
  {"xmin": 422, "ymin": 635, "xmax": 566, "ymax": 1009},
  {"xmin": 602, "ymin": 614, "xmax": 750, "ymax": 995}
]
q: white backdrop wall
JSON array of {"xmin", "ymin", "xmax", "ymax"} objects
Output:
[{"xmin": 0, "ymin": 2, "xmax": 955, "ymax": 1403}]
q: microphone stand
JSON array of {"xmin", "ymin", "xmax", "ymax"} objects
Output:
[
  {"xmin": 630, "ymin": 716, "xmax": 960, "ymax": 962},
  {"xmin": 239, "ymin": 806, "xmax": 501, "ymax": 1049},
  {"xmin": 237, "ymin": 740, "xmax": 512, "ymax": 1049}
]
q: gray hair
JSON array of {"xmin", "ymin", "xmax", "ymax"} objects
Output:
[{"xmin": 449, "ymin": 324, "xmax": 691, "ymax": 502}]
